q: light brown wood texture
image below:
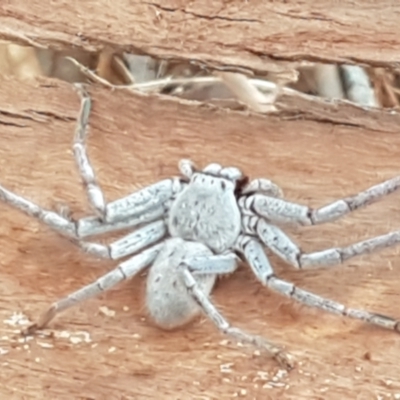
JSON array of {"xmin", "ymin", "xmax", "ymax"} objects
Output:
[
  {"xmin": 1, "ymin": 77, "xmax": 400, "ymax": 399},
  {"xmin": 1, "ymin": 1, "xmax": 400, "ymax": 73}
]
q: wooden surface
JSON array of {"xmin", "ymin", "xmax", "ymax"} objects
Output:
[
  {"xmin": 1, "ymin": 1, "xmax": 400, "ymax": 73},
  {"xmin": 0, "ymin": 77, "xmax": 400, "ymax": 399}
]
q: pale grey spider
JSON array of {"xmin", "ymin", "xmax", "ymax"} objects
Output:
[{"xmin": 1, "ymin": 84, "xmax": 400, "ymax": 369}]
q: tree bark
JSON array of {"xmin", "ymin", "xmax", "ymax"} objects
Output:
[
  {"xmin": 0, "ymin": 78, "xmax": 400, "ymax": 399},
  {"xmin": 1, "ymin": 1, "xmax": 400, "ymax": 73}
]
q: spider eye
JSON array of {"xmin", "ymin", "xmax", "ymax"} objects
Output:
[
  {"xmin": 220, "ymin": 167, "xmax": 243, "ymax": 181},
  {"xmin": 179, "ymin": 159, "xmax": 196, "ymax": 178},
  {"xmin": 203, "ymin": 163, "xmax": 222, "ymax": 175}
]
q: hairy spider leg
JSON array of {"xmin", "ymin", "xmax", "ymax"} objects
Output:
[
  {"xmin": 238, "ymin": 236, "xmax": 400, "ymax": 332},
  {"xmin": 243, "ymin": 215, "xmax": 400, "ymax": 269},
  {"xmin": 240, "ymin": 175, "xmax": 400, "ymax": 225},
  {"xmin": 73, "ymin": 84, "xmax": 183, "ymax": 223},
  {"xmin": 23, "ymin": 243, "xmax": 163, "ymax": 335},
  {"xmin": 0, "ymin": 183, "xmax": 169, "ymax": 259},
  {"xmin": 180, "ymin": 252, "xmax": 293, "ymax": 369}
]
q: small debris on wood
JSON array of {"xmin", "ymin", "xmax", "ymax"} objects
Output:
[
  {"xmin": 99, "ymin": 306, "xmax": 116, "ymax": 317},
  {"xmin": 3, "ymin": 311, "xmax": 31, "ymax": 327}
]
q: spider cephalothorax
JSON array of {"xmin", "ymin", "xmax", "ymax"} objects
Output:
[
  {"xmin": 169, "ymin": 162, "xmax": 243, "ymax": 253},
  {"xmin": 2, "ymin": 84, "xmax": 400, "ymax": 369}
]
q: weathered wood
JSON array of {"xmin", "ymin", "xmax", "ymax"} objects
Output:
[
  {"xmin": 0, "ymin": 77, "xmax": 400, "ymax": 398},
  {"xmin": 1, "ymin": 1, "xmax": 400, "ymax": 74}
]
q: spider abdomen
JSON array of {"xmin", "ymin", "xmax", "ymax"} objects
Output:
[
  {"xmin": 168, "ymin": 174, "xmax": 241, "ymax": 253},
  {"xmin": 146, "ymin": 238, "xmax": 216, "ymax": 330}
]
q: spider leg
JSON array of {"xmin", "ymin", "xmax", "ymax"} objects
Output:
[
  {"xmin": 78, "ymin": 219, "xmax": 167, "ymax": 260},
  {"xmin": 179, "ymin": 254, "xmax": 293, "ymax": 370},
  {"xmin": 0, "ymin": 185, "xmax": 77, "ymax": 237},
  {"xmin": 23, "ymin": 243, "xmax": 163, "ymax": 335},
  {"xmin": 238, "ymin": 235, "xmax": 400, "ymax": 332},
  {"xmin": 73, "ymin": 83, "xmax": 105, "ymax": 218},
  {"xmin": 239, "ymin": 175, "xmax": 400, "ymax": 225},
  {"xmin": 0, "ymin": 182, "xmax": 167, "ymax": 237},
  {"xmin": 105, "ymin": 179, "xmax": 182, "ymax": 224},
  {"xmin": 73, "ymin": 84, "xmax": 183, "ymax": 223},
  {"xmin": 246, "ymin": 217, "xmax": 400, "ymax": 269},
  {"xmin": 76, "ymin": 203, "xmax": 168, "ymax": 238},
  {"xmin": 242, "ymin": 178, "xmax": 284, "ymax": 198},
  {"xmin": 183, "ymin": 253, "xmax": 239, "ymax": 275},
  {"xmin": 0, "ymin": 184, "xmax": 167, "ymax": 260}
]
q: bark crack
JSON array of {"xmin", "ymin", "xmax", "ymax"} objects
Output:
[{"xmin": 144, "ymin": 3, "xmax": 262, "ymax": 23}]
